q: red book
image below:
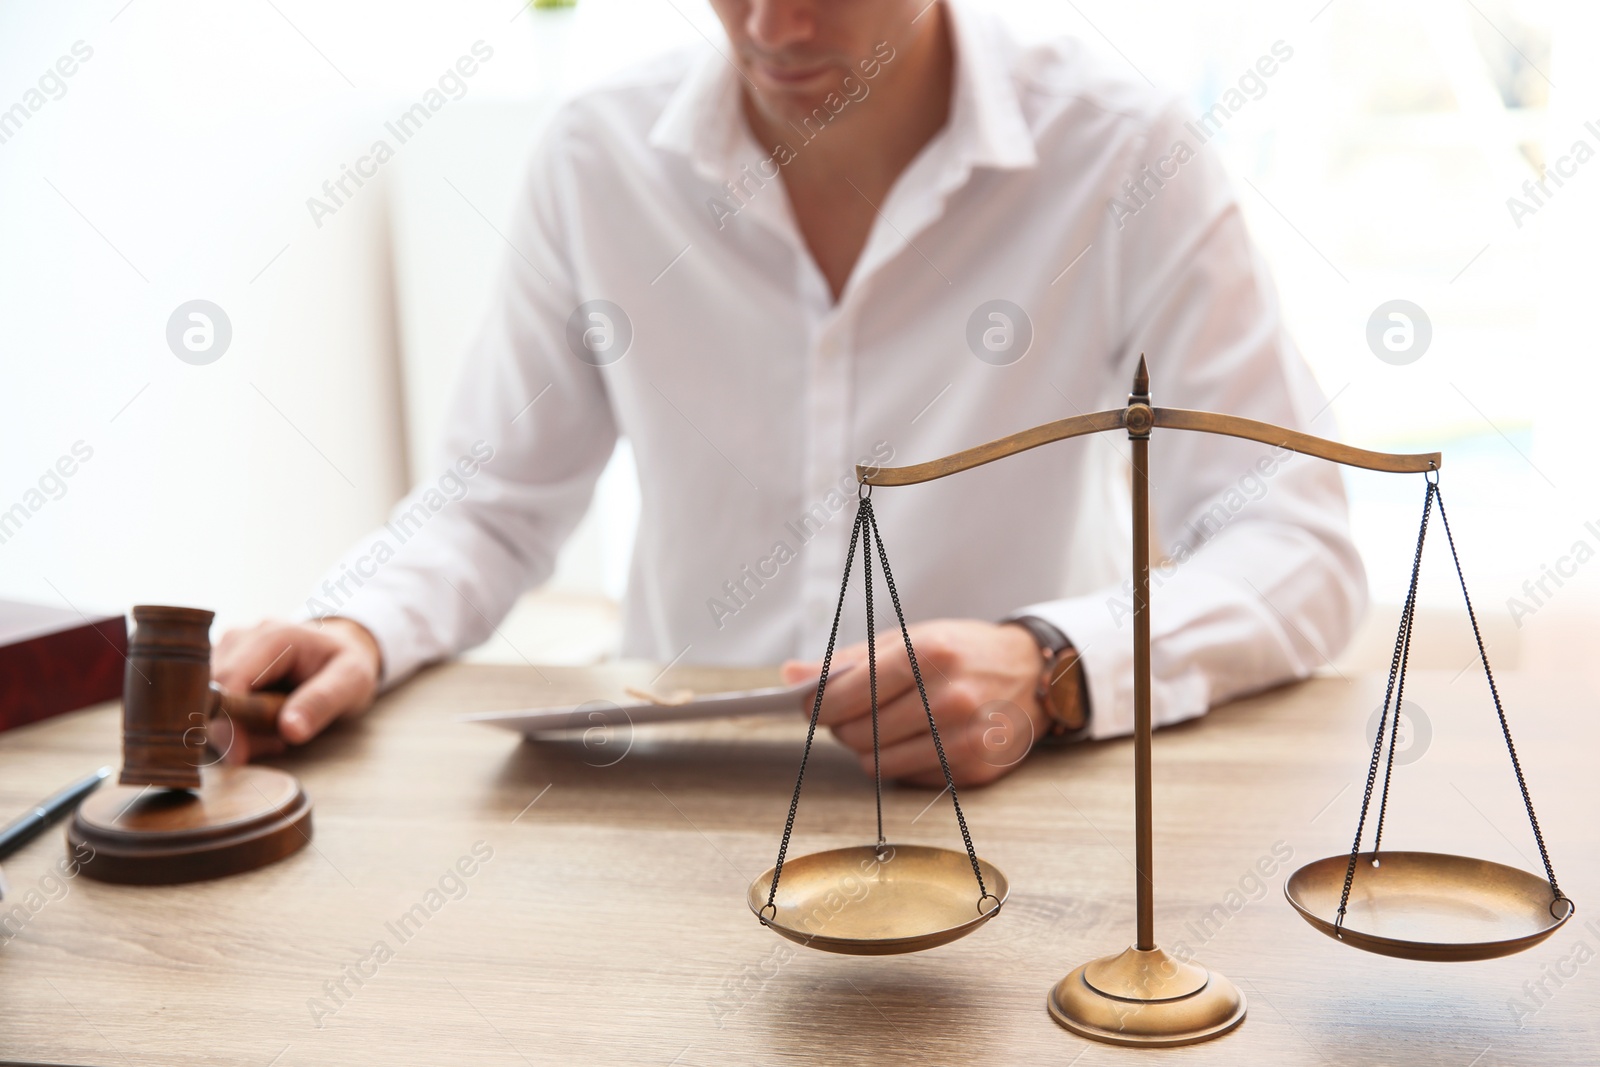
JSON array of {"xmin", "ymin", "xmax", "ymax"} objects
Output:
[{"xmin": 0, "ymin": 601, "xmax": 126, "ymax": 732}]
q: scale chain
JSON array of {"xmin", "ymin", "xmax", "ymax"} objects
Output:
[
  {"xmin": 761, "ymin": 504, "xmax": 866, "ymax": 919},
  {"xmin": 1337, "ymin": 478, "xmax": 1433, "ymax": 928},
  {"xmin": 762, "ymin": 497, "xmax": 994, "ymax": 917},
  {"xmin": 1337, "ymin": 473, "xmax": 1568, "ymax": 930},
  {"xmin": 863, "ymin": 501, "xmax": 992, "ymax": 907},
  {"xmin": 1434, "ymin": 482, "xmax": 1566, "ymax": 909},
  {"xmin": 1372, "ymin": 502, "xmax": 1425, "ymax": 857},
  {"xmin": 863, "ymin": 512, "xmax": 885, "ymax": 855}
]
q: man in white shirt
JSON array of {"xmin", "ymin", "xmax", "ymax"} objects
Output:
[{"xmin": 214, "ymin": 0, "xmax": 1366, "ymax": 786}]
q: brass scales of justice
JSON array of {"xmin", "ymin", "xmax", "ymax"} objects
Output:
[{"xmin": 745, "ymin": 355, "xmax": 1574, "ymax": 1047}]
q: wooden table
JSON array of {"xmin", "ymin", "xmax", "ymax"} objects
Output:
[{"xmin": 0, "ymin": 663, "xmax": 1593, "ymax": 1066}]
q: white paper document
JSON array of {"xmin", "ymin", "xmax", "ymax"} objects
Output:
[{"xmin": 458, "ymin": 670, "xmax": 845, "ymax": 737}]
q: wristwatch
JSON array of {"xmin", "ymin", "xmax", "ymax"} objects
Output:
[{"xmin": 1003, "ymin": 615, "xmax": 1091, "ymax": 738}]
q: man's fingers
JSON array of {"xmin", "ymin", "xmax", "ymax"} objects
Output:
[
  {"xmin": 818, "ymin": 641, "xmax": 909, "ymax": 725},
  {"xmin": 213, "ymin": 624, "xmax": 306, "ymax": 693},
  {"xmin": 212, "ymin": 625, "xmax": 243, "ymax": 661},
  {"xmin": 278, "ymin": 652, "xmax": 372, "ymax": 745},
  {"xmin": 780, "ymin": 660, "xmax": 817, "ymax": 686},
  {"xmin": 806, "ymin": 637, "xmax": 931, "ymax": 727},
  {"xmin": 867, "ymin": 717, "xmax": 996, "ymax": 785},
  {"xmin": 209, "ymin": 618, "xmax": 381, "ymax": 757},
  {"xmin": 831, "ymin": 686, "xmax": 971, "ymax": 753},
  {"xmin": 868, "ymin": 731, "xmax": 944, "ymax": 780}
]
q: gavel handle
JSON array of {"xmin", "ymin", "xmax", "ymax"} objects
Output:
[{"xmin": 208, "ymin": 683, "xmax": 288, "ymax": 736}]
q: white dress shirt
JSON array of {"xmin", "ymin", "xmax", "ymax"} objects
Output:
[{"xmin": 314, "ymin": 1, "xmax": 1367, "ymax": 740}]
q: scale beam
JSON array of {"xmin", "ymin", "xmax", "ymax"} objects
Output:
[
  {"xmin": 1152, "ymin": 408, "xmax": 1439, "ymax": 474},
  {"xmin": 858, "ymin": 408, "xmax": 1127, "ymax": 486},
  {"xmin": 856, "ymin": 405, "xmax": 1439, "ymax": 485}
]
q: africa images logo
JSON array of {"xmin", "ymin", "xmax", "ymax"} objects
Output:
[
  {"xmin": 965, "ymin": 299, "xmax": 1033, "ymax": 366},
  {"xmin": 166, "ymin": 300, "xmax": 232, "ymax": 365},
  {"xmin": 566, "ymin": 300, "xmax": 633, "ymax": 367}
]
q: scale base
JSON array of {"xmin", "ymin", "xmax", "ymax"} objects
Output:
[
  {"xmin": 1048, "ymin": 945, "xmax": 1245, "ymax": 1047},
  {"xmin": 68, "ymin": 765, "xmax": 312, "ymax": 885}
]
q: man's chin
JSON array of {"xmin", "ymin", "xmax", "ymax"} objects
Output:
[{"xmin": 748, "ymin": 87, "xmax": 842, "ymax": 131}]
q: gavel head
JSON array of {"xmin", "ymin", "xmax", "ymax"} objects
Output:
[{"xmin": 120, "ymin": 605, "xmax": 216, "ymax": 789}]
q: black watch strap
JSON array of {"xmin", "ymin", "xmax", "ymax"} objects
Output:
[{"xmin": 1008, "ymin": 614, "xmax": 1070, "ymax": 657}]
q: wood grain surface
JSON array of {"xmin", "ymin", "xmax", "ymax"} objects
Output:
[{"xmin": 0, "ymin": 662, "xmax": 1593, "ymax": 1066}]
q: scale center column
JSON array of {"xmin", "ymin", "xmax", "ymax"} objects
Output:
[
  {"xmin": 1131, "ymin": 405, "xmax": 1155, "ymax": 953},
  {"xmin": 1047, "ymin": 357, "xmax": 1247, "ymax": 1048}
]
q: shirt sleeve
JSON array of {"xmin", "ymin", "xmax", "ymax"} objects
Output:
[
  {"xmin": 304, "ymin": 112, "xmax": 619, "ymax": 687},
  {"xmin": 1015, "ymin": 103, "xmax": 1369, "ymax": 740}
]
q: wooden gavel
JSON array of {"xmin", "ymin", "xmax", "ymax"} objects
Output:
[
  {"xmin": 120, "ymin": 605, "xmax": 287, "ymax": 789},
  {"xmin": 70, "ymin": 604, "xmax": 312, "ymax": 884}
]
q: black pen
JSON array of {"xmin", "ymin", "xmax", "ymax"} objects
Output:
[{"xmin": 0, "ymin": 766, "xmax": 112, "ymax": 862}]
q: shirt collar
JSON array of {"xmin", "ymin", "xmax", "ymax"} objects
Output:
[
  {"xmin": 647, "ymin": 0, "xmax": 1038, "ymax": 180},
  {"xmin": 941, "ymin": 0, "xmax": 1037, "ymax": 173},
  {"xmin": 647, "ymin": 43, "xmax": 747, "ymax": 184}
]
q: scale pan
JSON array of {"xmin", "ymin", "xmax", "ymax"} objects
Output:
[
  {"xmin": 748, "ymin": 843, "xmax": 1007, "ymax": 955},
  {"xmin": 1286, "ymin": 851, "xmax": 1572, "ymax": 962}
]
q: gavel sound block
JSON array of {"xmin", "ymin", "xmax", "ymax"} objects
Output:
[{"xmin": 68, "ymin": 606, "xmax": 312, "ymax": 884}]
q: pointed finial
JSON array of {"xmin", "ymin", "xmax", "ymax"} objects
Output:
[{"xmin": 1133, "ymin": 353, "xmax": 1149, "ymax": 397}]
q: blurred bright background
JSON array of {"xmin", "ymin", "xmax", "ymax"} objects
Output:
[{"xmin": 1, "ymin": 0, "xmax": 1596, "ymax": 686}]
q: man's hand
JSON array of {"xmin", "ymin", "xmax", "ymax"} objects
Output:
[
  {"xmin": 780, "ymin": 618, "xmax": 1047, "ymax": 788},
  {"xmin": 209, "ymin": 618, "xmax": 382, "ymax": 763}
]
